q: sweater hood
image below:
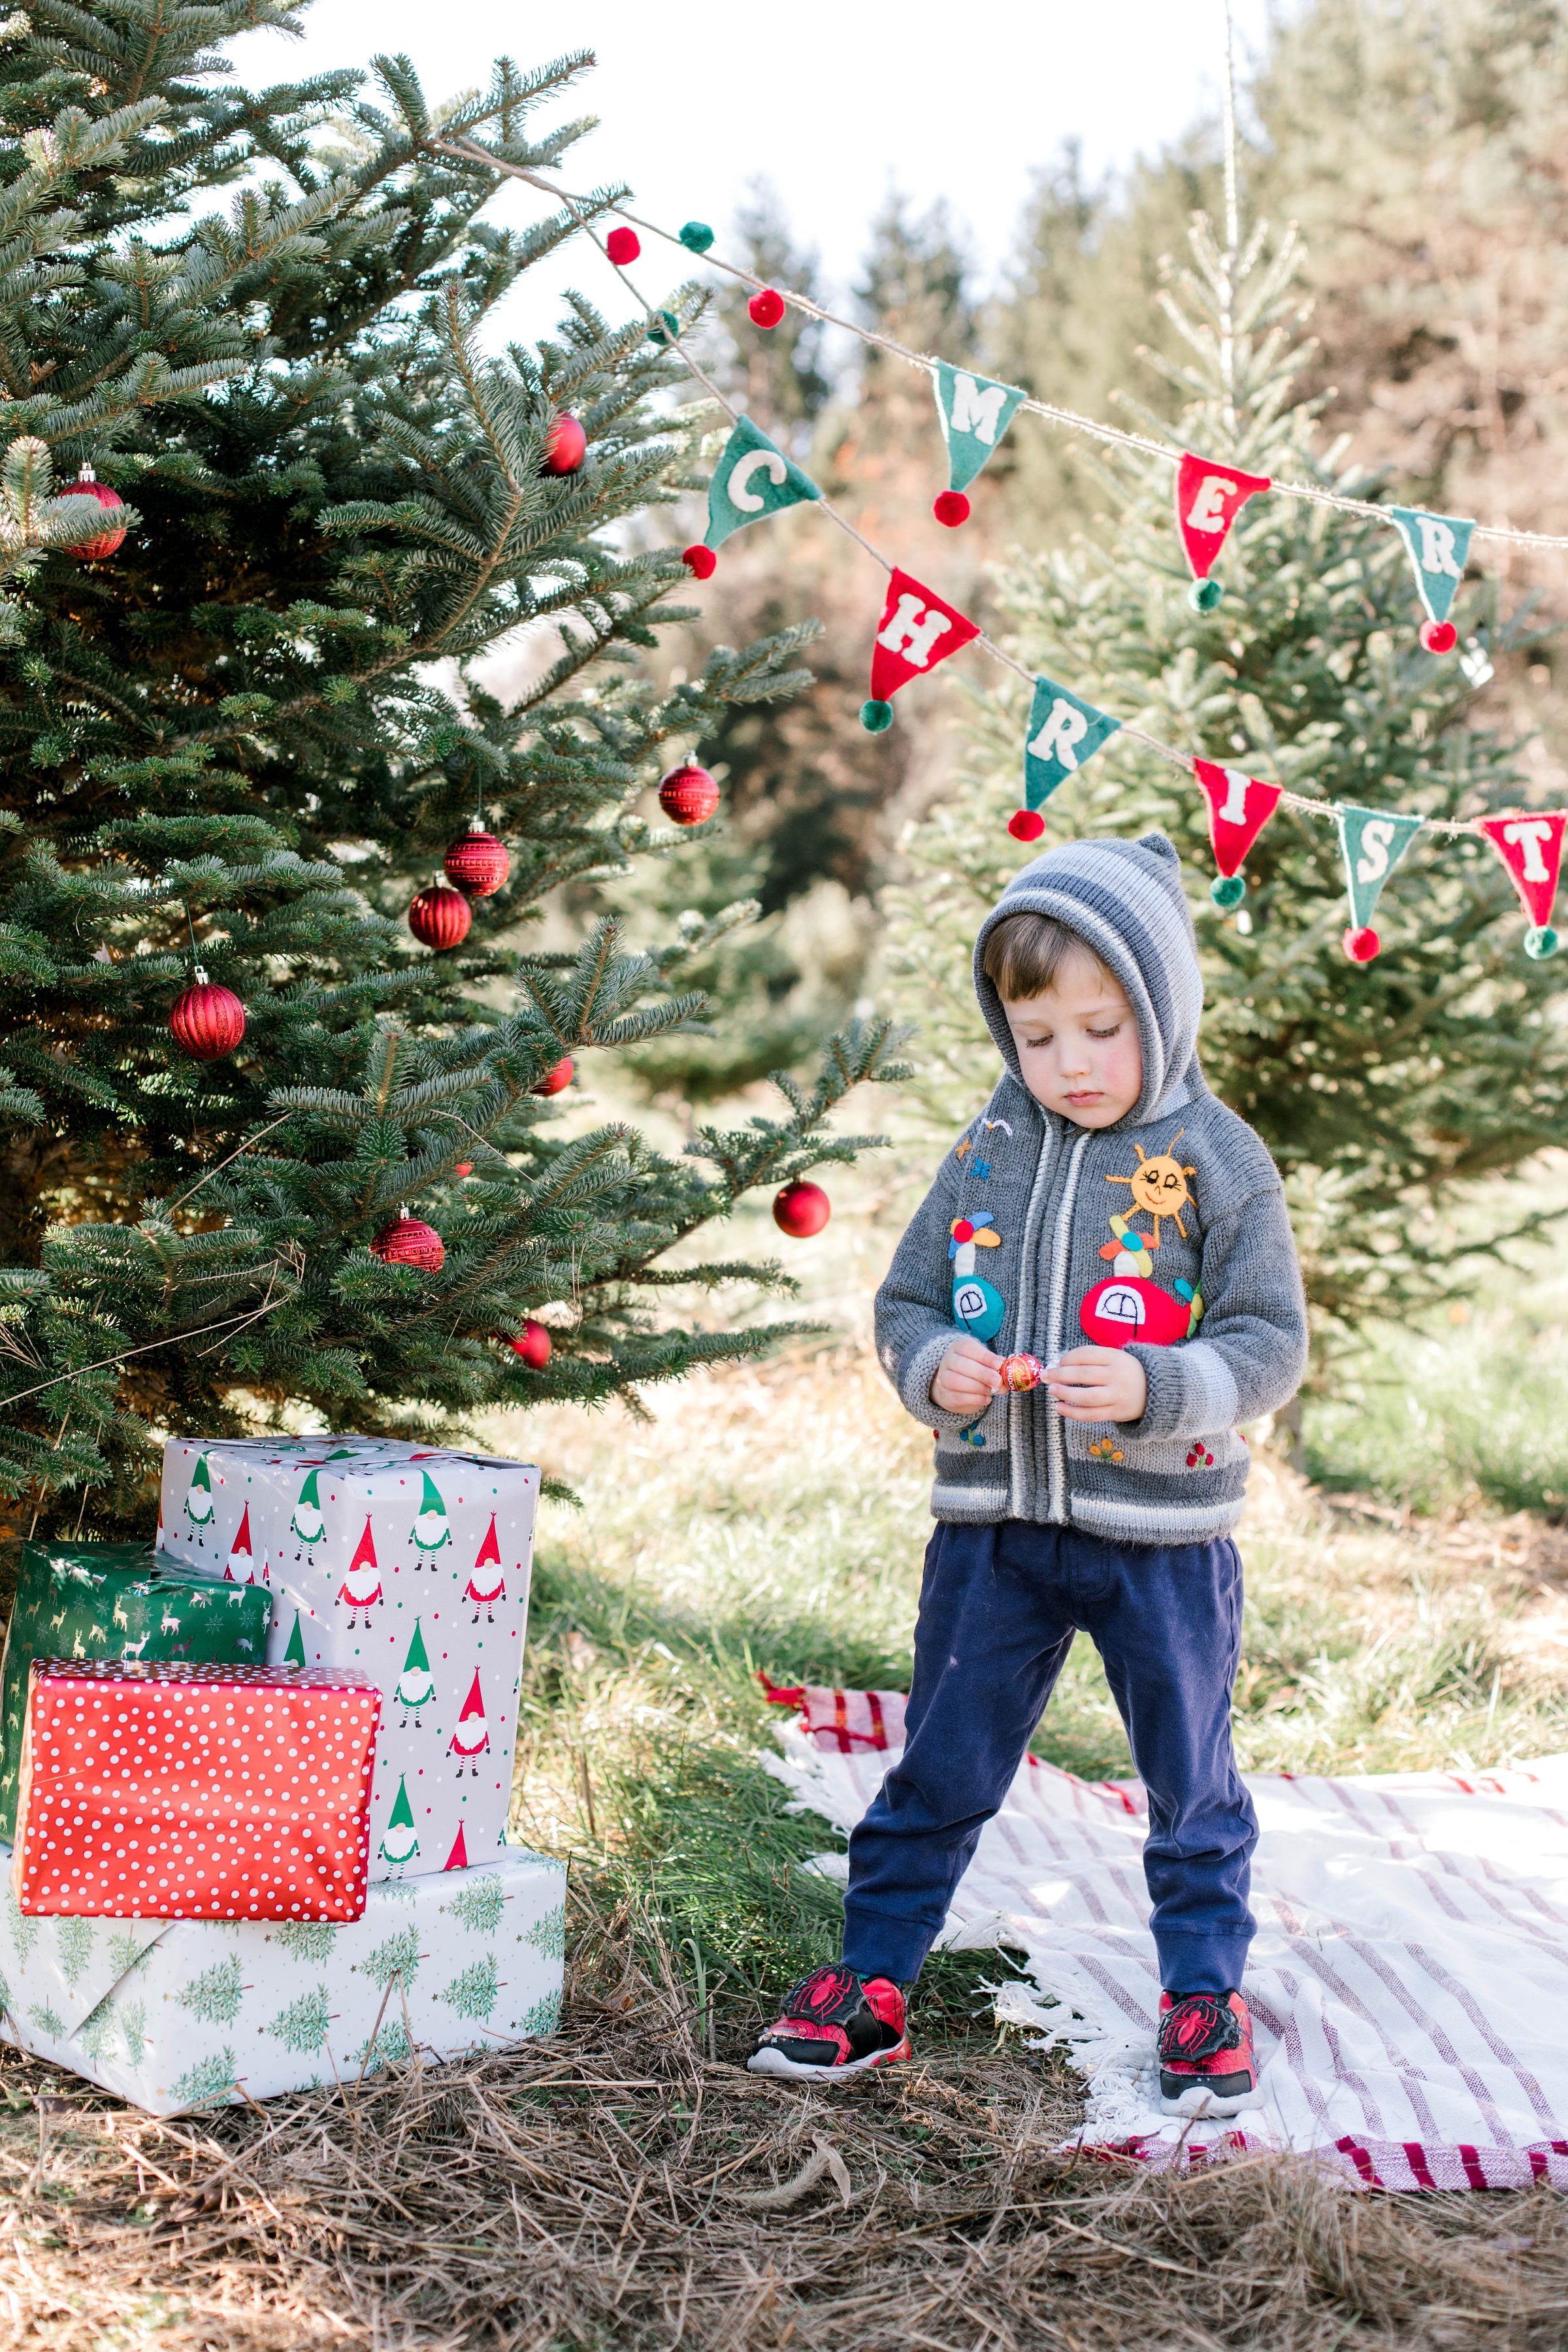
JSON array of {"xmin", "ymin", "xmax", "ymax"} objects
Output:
[{"xmin": 972, "ymin": 832, "xmax": 1205, "ymax": 1126}]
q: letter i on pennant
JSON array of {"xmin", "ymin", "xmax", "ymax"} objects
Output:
[
  {"xmin": 1192, "ymin": 759, "xmax": 1282, "ymax": 908},
  {"xmin": 1478, "ymin": 812, "xmax": 1568, "ymax": 959},
  {"xmin": 1388, "ymin": 507, "xmax": 1476, "ymax": 655},
  {"xmin": 1335, "ymin": 804, "xmax": 1424, "ymax": 962},
  {"xmin": 862, "ymin": 567, "xmax": 979, "ymax": 731},
  {"xmin": 1175, "ymin": 451, "xmax": 1271, "ymax": 610}
]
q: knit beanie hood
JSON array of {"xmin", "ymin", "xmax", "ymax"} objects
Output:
[{"xmin": 972, "ymin": 832, "xmax": 1205, "ymax": 1126}]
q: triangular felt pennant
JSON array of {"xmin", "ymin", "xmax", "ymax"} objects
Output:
[
  {"xmin": 868, "ymin": 568, "xmax": 980, "ymax": 704},
  {"xmin": 1336, "ymin": 804, "xmax": 1424, "ymax": 956},
  {"xmin": 933, "ymin": 363, "xmax": 1026, "ymax": 492},
  {"xmin": 1193, "ymin": 759, "xmax": 1282, "ymax": 907},
  {"xmin": 1175, "ymin": 451, "xmax": 1271, "ymax": 585},
  {"xmin": 704, "ymin": 414, "xmax": 821, "ymax": 549},
  {"xmin": 1389, "ymin": 507, "xmax": 1475, "ymax": 625},
  {"xmin": 1021, "ymin": 676, "xmax": 1120, "ymax": 811},
  {"xmin": 1478, "ymin": 812, "xmax": 1568, "ymax": 951}
]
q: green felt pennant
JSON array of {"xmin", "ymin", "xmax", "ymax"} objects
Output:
[
  {"xmin": 1388, "ymin": 507, "xmax": 1475, "ymax": 625},
  {"xmin": 704, "ymin": 416, "xmax": 821, "ymax": 549},
  {"xmin": 1022, "ymin": 675, "xmax": 1121, "ymax": 810},
  {"xmin": 933, "ymin": 364, "xmax": 1026, "ymax": 493},
  {"xmin": 1336, "ymin": 804, "xmax": 1424, "ymax": 932}
]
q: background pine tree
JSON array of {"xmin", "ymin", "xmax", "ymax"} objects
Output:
[{"xmin": 0, "ymin": 5, "xmax": 909, "ymax": 1535}]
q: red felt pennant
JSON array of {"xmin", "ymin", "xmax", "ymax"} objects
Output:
[
  {"xmin": 1175, "ymin": 453, "xmax": 1271, "ymax": 580},
  {"xmin": 1194, "ymin": 759, "xmax": 1282, "ymax": 877},
  {"xmin": 869, "ymin": 567, "xmax": 980, "ymax": 702},
  {"xmin": 1478, "ymin": 811, "xmax": 1568, "ymax": 930}
]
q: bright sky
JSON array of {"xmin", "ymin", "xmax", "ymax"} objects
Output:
[{"xmin": 227, "ymin": 0, "xmax": 1277, "ymax": 340}]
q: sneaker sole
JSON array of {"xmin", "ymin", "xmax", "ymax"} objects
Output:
[
  {"xmin": 746, "ymin": 2033, "xmax": 911, "ymax": 2082},
  {"xmin": 1159, "ymin": 2080, "xmax": 1264, "ymax": 2119}
]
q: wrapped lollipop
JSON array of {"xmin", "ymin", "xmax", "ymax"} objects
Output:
[{"xmin": 998, "ymin": 1352, "xmax": 1044, "ymax": 1392}]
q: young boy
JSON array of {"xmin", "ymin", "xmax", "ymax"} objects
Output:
[{"xmin": 749, "ymin": 832, "xmax": 1307, "ymax": 2115}]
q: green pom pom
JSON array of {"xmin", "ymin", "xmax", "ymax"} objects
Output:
[
  {"xmin": 860, "ymin": 698, "xmax": 894, "ymax": 734},
  {"xmin": 679, "ymin": 221, "xmax": 715, "ymax": 253},
  {"xmin": 1189, "ymin": 577, "xmax": 1224, "ymax": 613},
  {"xmin": 1526, "ymin": 924, "xmax": 1560, "ymax": 960},
  {"xmin": 646, "ymin": 308, "xmax": 681, "ymax": 346},
  {"xmin": 1210, "ymin": 874, "xmax": 1247, "ymax": 909}
]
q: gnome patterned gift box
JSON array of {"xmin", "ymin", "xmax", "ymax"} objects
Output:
[{"xmin": 157, "ymin": 1437, "xmax": 539, "ymax": 1883}]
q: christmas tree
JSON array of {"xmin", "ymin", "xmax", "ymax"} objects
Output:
[
  {"xmin": 1, "ymin": 5, "xmax": 907, "ymax": 1533},
  {"xmin": 885, "ymin": 193, "xmax": 1568, "ymax": 1350}
]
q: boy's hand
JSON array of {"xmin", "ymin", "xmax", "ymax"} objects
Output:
[
  {"xmin": 931, "ymin": 1337, "xmax": 1004, "ymax": 1414},
  {"xmin": 1044, "ymin": 1346, "xmax": 1147, "ymax": 1423}
]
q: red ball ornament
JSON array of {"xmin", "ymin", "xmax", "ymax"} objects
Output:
[
  {"xmin": 452, "ymin": 1162, "xmax": 474, "ymax": 1178},
  {"xmin": 541, "ymin": 414, "xmax": 587, "ymax": 475},
  {"xmin": 408, "ymin": 883, "xmax": 472, "ymax": 950},
  {"xmin": 443, "ymin": 824, "xmax": 510, "ymax": 897},
  {"xmin": 370, "ymin": 1214, "xmax": 445, "ymax": 1271},
  {"xmin": 1007, "ymin": 809, "xmax": 1046, "ymax": 843},
  {"xmin": 532, "ymin": 1054, "xmax": 574, "ymax": 1096},
  {"xmin": 933, "ymin": 491, "xmax": 971, "ymax": 528},
  {"xmin": 998, "ymin": 1352, "xmax": 1045, "ymax": 1393},
  {"xmin": 606, "ymin": 226, "xmax": 640, "ymax": 265},
  {"xmin": 773, "ymin": 1179, "xmax": 830, "ymax": 1238},
  {"xmin": 658, "ymin": 762, "xmax": 720, "ymax": 826},
  {"xmin": 1343, "ymin": 926, "xmax": 1381, "ymax": 962},
  {"xmin": 748, "ymin": 287, "xmax": 786, "ymax": 329},
  {"xmin": 1420, "ymin": 618, "xmax": 1458, "ymax": 655},
  {"xmin": 65, "ymin": 465, "xmax": 127, "ymax": 561},
  {"xmin": 682, "ymin": 544, "xmax": 717, "ymax": 579},
  {"xmin": 507, "ymin": 1319, "xmax": 552, "ymax": 1369},
  {"xmin": 169, "ymin": 977, "xmax": 246, "ymax": 1061}
]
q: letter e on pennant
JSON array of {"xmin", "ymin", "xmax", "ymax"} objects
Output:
[
  {"xmin": 1193, "ymin": 759, "xmax": 1281, "ymax": 877},
  {"xmin": 1479, "ymin": 811, "xmax": 1568, "ymax": 932},
  {"xmin": 1175, "ymin": 451, "xmax": 1271, "ymax": 581},
  {"xmin": 869, "ymin": 567, "xmax": 980, "ymax": 704}
]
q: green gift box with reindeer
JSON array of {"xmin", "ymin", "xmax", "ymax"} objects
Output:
[{"xmin": 0, "ymin": 1545, "xmax": 272, "ymax": 1844}]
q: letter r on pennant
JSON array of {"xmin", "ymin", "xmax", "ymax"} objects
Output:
[
  {"xmin": 1417, "ymin": 516, "xmax": 1462, "ymax": 579},
  {"xmin": 1026, "ymin": 697, "xmax": 1090, "ymax": 772}
]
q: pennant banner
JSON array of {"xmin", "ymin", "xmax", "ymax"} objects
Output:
[
  {"xmin": 1192, "ymin": 759, "xmax": 1282, "ymax": 907},
  {"xmin": 1389, "ymin": 506, "xmax": 1475, "ymax": 653},
  {"xmin": 1007, "ymin": 676, "xmax": 1120, "ymax": 841},
  {"xmin": 862, "ymin": 568, "xmax": 979, "ymax": 729},
  {"xmin": 704, "ymin": 414, "xmax": 821, "ymax": 549},
  {"xmin": 1175, "ymin": 452, "xmax": 1271, "ymax": 610},
  {"xmin": 1478, "ymin": 813, "xmax": 1567, "ymax": 957},
  {"xmin": 1336, "ymin": 804, "xmax": 1424, "ymax": 961},
  {"xmin": 934, "ymin": 365, "xmax": 1026, "ymax": 494}
]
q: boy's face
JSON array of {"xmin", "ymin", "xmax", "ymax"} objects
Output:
[{"xmin": 1002, "ymin": 954, "xmax": 1143, "ymax": 1128}]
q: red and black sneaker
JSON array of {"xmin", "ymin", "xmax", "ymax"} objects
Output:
[
  {"xmin": 1157, "ymin": 1990, "xmax": 1262, "ymax": 2117},
  {"xmin": 747, "ymin": 1964, "xmax": 911, "ymax": 2080}
]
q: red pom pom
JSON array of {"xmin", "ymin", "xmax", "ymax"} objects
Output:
[
  {"xmin": 65, "ymin": 470, "xmax": 126, "ymax": 561},
  {"xmin": 1343, "ymin": 926, "xmax": 1380, "ymax": 962},
  {"xmin": 169, "ymin": 981, "xmax": 246, "ymax": 1061},
  {"xmin": 773, "ymin": 1179, "xmax": 830, "ymax": 1238},
  {"xmin": 933, "ymin": 491, "xmax": 971, "ymax": 527},
  {"xmin": 408, "ymin": 883, "xmax": 472, "ymax": 949},
  {"xmin": 682, "ymin": 544, "xmax": 717, "ymax": 579},
  {"xmin": 606, "ymin": 226, "xmax": 640, "ymax": 265},
  {"xmin": 443, "ymin": 825, "xmax": 510, "ymax": 897},
  {"xmin": 370, "ymin": 1215, "xmax": 445, "ymax": 1271},
  {"xmin": 506, "ymin": 1318, "xmax": 552, "ymax": 1369},
  {"xmin": 541, "ymin": 414, "xmax": 587, "ymax": 475},
  {"xmin": 657, "ymin": 762, "xmax": 720, "ymax": 825},
  {"xmin": 1420, "ymin": 618, "xmax": 1458, "ymax": 655},
  {"xmin": 1007, "ymin": 809, "xmax": 1046, "ymax": 843},
  {"xmin": 748, "ymin": 287, "xmax": 785, "ymax": 329},
  {"xmin": 452, "ymin": 1162, "xmax": 473, "ymax": 1178},
  {"xmin": 532, "ymin": 1054, "xmax": 574, "ymax": 1097}
]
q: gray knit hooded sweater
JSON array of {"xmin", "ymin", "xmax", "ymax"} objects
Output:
[{"xmin": 874, "ymin": 832, "xmax": 1307, "ymax": 1547}]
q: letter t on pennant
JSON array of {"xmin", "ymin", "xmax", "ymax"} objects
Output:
[{"xmin": 1478, "ymin": 811, "xmax": 1568, "ymax": 955}]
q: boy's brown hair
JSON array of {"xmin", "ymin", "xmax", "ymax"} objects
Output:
[{"xmin": 981, "ymin": 911, "xmax": 1115, "ymax": 1001}]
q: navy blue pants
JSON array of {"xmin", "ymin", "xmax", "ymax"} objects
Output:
[{"xmin": 840, "ymin": 1520, "xmax": 1258, "ymax": 1995}]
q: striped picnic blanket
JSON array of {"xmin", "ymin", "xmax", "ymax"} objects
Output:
[{"xmin": 760, "ymin": 1678, "xmax": 1568, "ymax": 2191}]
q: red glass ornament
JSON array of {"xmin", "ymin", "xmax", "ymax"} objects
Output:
[
  {"xmin": 657, "ymin": 762, "xmax": 720, "ymax": 826},
  {"xmin": 1420, "ymin": 619, "xmax": 1458, "ymax": 655},
  {"xmin": 453, "ymin": 1162, "xmax": 473, "ymax": 1178},
  {"xmin": 606, "ymin": 227, "xmax": 640, "ymax": 265},
  {"xmin": 998, "ymin": 1352, "xmax": 1044, "ymax": 1392},
  {"xmin": 1007, "ymin": 809, "xmax": 1046, "ymax": 843},
  {"xmin": 933, "ymin": 491, "xmax": 971, "ymax": 527},
  {"xmin": 1343, "ymin": 926, "xmax": 1380, "ymax": 963},
  {"xmin": 682, "ymin": 544, "xmax": 717, "ymax": 579},
  {"xmin": 408, "ymin": 883, "xmax": 472, "ymax": 949},
  {"xmin": 65, "ymin": 466, "xmax": 126, "ymax": 561},
  {"xmin": 169, "ymin": 979, "xmax": 246, "ymax": 1061},
  {"xmin": 773, "ymin": 1179, "xmax": 830, "ymax": 1238},
  {"xmin": 370, "ymin": 1214, "xmax": 445, "ymax": 1271},
  {"xmin": 748, "ymin": 287, "xmax": 785, "ymax": 329},
  {"xmin": 443, "ymin": 825, "xmax": 510, "ymax": 897},
  {"xmin": 532, "ymin": 1055, "xmax": 574, "ymax": 1096},
  {"xmin": 506, "ymin": 1319, "xmax": 552, "ymax": 1369},
  {"xmin": 541, "ymin": 414, "xmax": 587, "ymax": 475}
]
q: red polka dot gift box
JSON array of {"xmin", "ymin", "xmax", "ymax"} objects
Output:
[{"xmin": 11, "ymin": 1659, "xmax": 381, "ymax": 1921}]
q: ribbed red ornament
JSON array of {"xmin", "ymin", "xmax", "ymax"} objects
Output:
[
  {"xmin": 443, "ymin": 825, "xmax": 510, "ymax": 897},
  {"xmin": 541, "ymin": 414, "xmax": 587, "ymax": 474},
  {"xmin": 65, "ymin": 466, "xmax": 127, "ymax": 561},
  {"xmin": 532, "ymin": 1055, "xmax": 574, "ymax": 1097},
  {"xmin": 370, "ymin": 1215, "xmax": 445, "ymax": 1271},
  {"xmin": 408, "ymin": 883, "xmax": 472, "ymax": 949},
  {"xmin": 682, "ymin": 544, "xmax": 717, "ymax": 579},
  {"xmin": 748, "ymin": 287, "xmax": 785, "ymax": 329},
  {"xmin": 506, "ymin": 1319, "xmax": 552, "ymax": 1368},
  {"xmin": 773, "ymin": 1180, "xmax": 830, "ymax": 1238},
  {"xmin": 169, "ymin": 979, "xmax": 246, "ymax": 1061},
  {"xmin": 606, "ymin": 227, "xmax": 640, "ymax": 265},
  {"xmin": 452, "ymin": 1162, "xmax": 474, "ymax": 1178},
  {"xmin": 658, "ymin": 762, "xmax": 720, "ymax": 826}
]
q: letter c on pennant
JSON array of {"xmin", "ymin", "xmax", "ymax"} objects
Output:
[{"xmin": 727, "ymin": 447, "xmax": 788, "ymax": 512}]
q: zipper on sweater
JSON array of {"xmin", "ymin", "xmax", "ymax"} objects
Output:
[
  {"xmin": 1044, "ymin": 1130, "xmax": 1092, "ymax": 1524},
  {"xmin": 1008, "ymin": 1118, "xmax": 1058, "ymax": 1522}
]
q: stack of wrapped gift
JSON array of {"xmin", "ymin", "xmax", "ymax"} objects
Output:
[{"xmin": 0, "ymin": 1441, "xmax": 564, "ymax": 2115}]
